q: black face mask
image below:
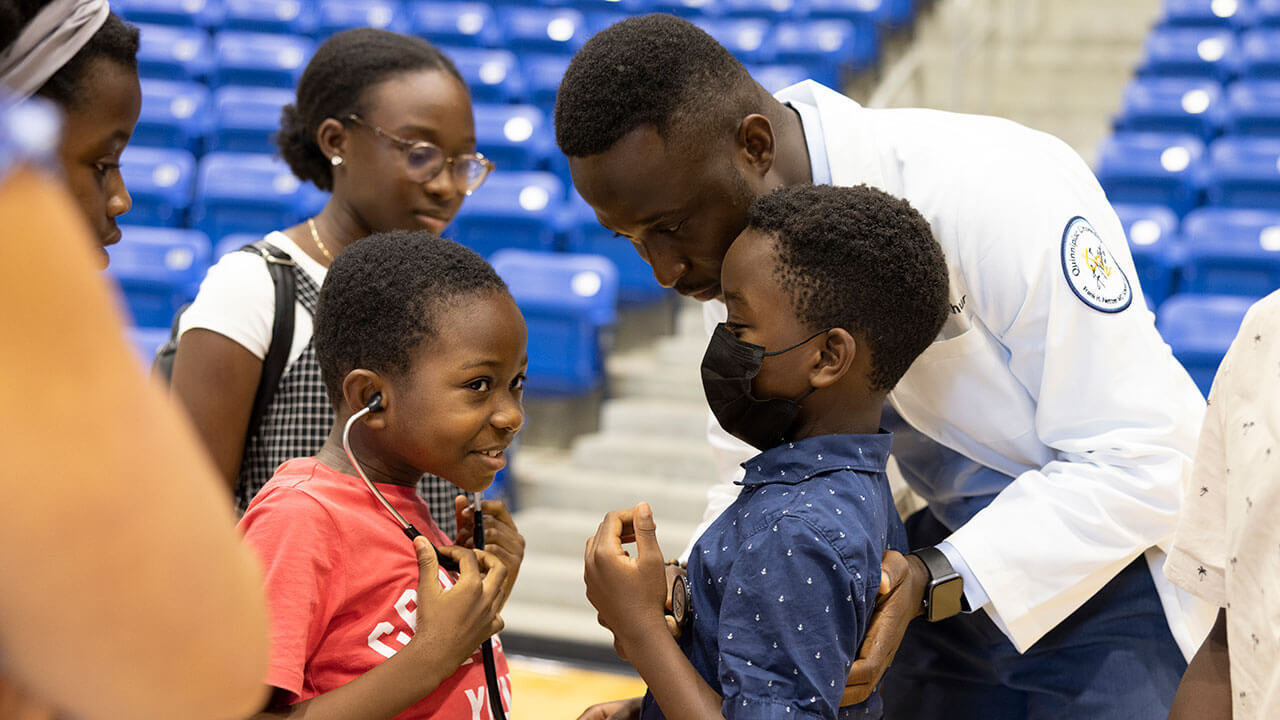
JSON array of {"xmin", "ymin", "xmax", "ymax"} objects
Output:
[{"xmin": 700, "ymin": 323, "xmax": 827, "ymax": 452}]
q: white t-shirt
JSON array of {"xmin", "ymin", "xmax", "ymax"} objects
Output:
[
  {"xmin": 1166, "ymin": 290, "xmax": 1280, "ymax": 720},
  {"xmin": 179, "ymin": 231, "xmax": 326, "ymax": 368}
]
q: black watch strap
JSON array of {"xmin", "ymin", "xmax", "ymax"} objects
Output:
[{"xmin": 910, "ymin": 546, "xmax": 965, "ymax": 622}]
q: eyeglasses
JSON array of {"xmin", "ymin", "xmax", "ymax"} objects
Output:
[{"xmin": 344, "ymin": 114, "xmax": 495, "ymax": 195}]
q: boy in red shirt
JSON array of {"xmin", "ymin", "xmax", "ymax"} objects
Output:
[{"xmin": 239, "ymin": 230, "xmax": 528, "ymax": 719}]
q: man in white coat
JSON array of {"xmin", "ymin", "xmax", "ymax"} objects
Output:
[{"xmin": 557, "ymin": 14, "xmax": 1214, "ymax": 720}]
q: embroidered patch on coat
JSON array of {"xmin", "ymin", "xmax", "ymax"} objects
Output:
[{"xmin": 1060, "ymin": 216, "xmax": 1132, "ymax": 313}]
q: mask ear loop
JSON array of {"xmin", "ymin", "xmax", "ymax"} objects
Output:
[{"xmin": 761, "ymin": 327, "xmax": 831, "ymax": 357}]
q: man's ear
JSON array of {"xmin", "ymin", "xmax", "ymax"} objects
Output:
[
  {"xmin": 809, "ymin": 328, "xmax": 857, "ymax": 389},
  {"xmin": 341, "ymin": 369, "xmax": 389, "ymax": 429},
  {"xmin": 736, "ymin": 113, "xmax": 777, "ymax": 178},
  {"xmin": 316, "ymin": 117, "xmax": 350, "ymax": 167}
]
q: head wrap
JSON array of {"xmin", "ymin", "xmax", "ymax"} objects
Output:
[{"xmin": 0, "ymin": 0, "xmax": 110, "ymax": 100}]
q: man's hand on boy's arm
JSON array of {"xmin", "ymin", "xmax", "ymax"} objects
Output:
[
  {"xmin": 584, "ymin": 504, "xmax": 725, "ymax": 720},
  {"xmin": 250, "ymin": 541, "xmax": 507, "ymax": 720},
  {"xmin": 842, "ymin": 549, "xmax": 927, "ymax": 705},
  {"xmin": 575, "ymin": 697, "xmax": 643, "ymax": 720},
  {"xmin": 455, "ymin": 496, "xmax": 525, "ymax": 607}
]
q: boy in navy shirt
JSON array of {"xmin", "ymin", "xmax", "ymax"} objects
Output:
[{"xmin": 581, "ymin": 184, "xmax": 951, "ymax": 719}]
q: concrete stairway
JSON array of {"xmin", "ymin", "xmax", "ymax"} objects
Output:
[{"xmin": 503, "ymin": 300, "xmax": 720, "ymax": 653}]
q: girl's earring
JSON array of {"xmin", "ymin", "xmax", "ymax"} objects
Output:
[{"xmin": 331, "ymin": 156, "xmax": 344, "ymax": 167}]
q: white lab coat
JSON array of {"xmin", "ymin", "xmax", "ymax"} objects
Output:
[{"xmin": 688, "ymin": 81, "xmax": 1216, "ymax": 657}]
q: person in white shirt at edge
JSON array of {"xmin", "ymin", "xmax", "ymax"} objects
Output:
[
  {"xmin": 170, "ymin": 29, "xmax": 494, "ymax": 534},
  {"xmin": 1165, "ymin": 290, "xmax": 1280, "ymax": 720},
  {"xmin": 558, "ymin": 15, "xmax": 1215, "ymax": 720}
]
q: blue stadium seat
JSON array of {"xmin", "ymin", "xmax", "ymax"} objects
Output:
[
  {"xmin": 722, "ymin": 0, "xmax": 804, "ymax": 19},
  {"xmin": 473, "ymin": 104, "xmax": 554, "ymax": 171},
  {"xmin": 1205, "ymin": 135, "xmax": 1280, "ymax": 207},
  {"xmin": 134, "ymin": 23, "xmax": 215, "ymax": 81},
  {"xmin": 213, "ymin": 233, "xmax": 264, "ymax": 260},
  {"xmin": 1141, "ymin": 27, "xmax": 1239, "ymax": 80},
  {"xmin": 135, "ymin": 79, "xmax": 210, "ymax": 153},
  {"xmin": 500, "ymin": 7, "xmax": 589, "ymax": 54},
  {"xmin": 449, "ymin": 171, "xmax": 565, "ymax": 258},
  {"xmin": 490, "ymin": 249, "xmax": 619, "ymax": 395},
  {"xmin": 491, "ymin": 248, "xmax": 619, "ymax": 327},
  {"xmin": 1096, "ymin": 133, "xmax": 1205, "ymax": 216},
  {"xmin": 212, "ymin": 31, "xmax": 313, "ymax": 89},
  {"xmin": 107, "ymin": 226, "xmax": 211, "ymax": 328},
  {"xmin": 1241, "ymin": 29, "xmax": 1280, "ymax": 80},
  {"xmin": 223, "ymin": 0, "xmax": 313, "ymax": 34},
  {"xmin": 1180, "ymin": 207, "xmax": 1280, "ymax": 296},
  {"xmin": 114, "ymin": 0, "xmax": 224, "ymax": 27},
  {"xmin": 1161, "ymin": 0, "xmax": 1254, "ymax": 29},
  {"xmin": 120, "ymin": 146, "xmax": 197, "ymax": 227},
  {"xmin": 696, "ymin": 18, "xmax": 775, "ymax": 64},
  {"xmin": 1259, "ymin": 0, "xmax": 1280, "ymax": 25},
  {"xmin": 313, "ymin": 0, "xmax": 405, "ymax": 37},
  {"xmin": 1116, "ymin": 77, "xmax": 1224, "ymax": 141},
  {"xmin": 806, "ymin": 0, "xmax": 893, "ymax": 25},
  {"xmin": 523, "ymin": 54, "xmax": 570, "ymax": 110},
  {"xmin": 565, "ymin": 193, "xmax": 668, "ymax": 305},
  {"xmin": 410, "ymin": 2, "xmax": 501, "ymax": 48},
  {"xmin": 129, "ymin": 326, "xmax": 174, "ymax": 366},
  {"xmin": 748, "ymin": 63, "xmax": 810, "ymax": 93},
  {"xmin": 1156, "ymin": 293, "xmax": 1254, "ymax": 395},
  {"xmin": 442, "ymin": 47, "xmax": 523, "ymax": 103},
  {"xmin": 650, "ymin": 0, "xmax": 721, "ymax": 17},
  {"xmin": 210, "ymin": 85, "xmax": 293, "ymax": 154},
  {"xmin": 774, "ymin": 19, "xmax": 879, "ymax": 79},
  {"xmin": 1111, "ymin": 203, "xmax": 1182, "ymax": 308},
  {"xmin": 1226, "ymin": 80, "xmax": 1280, "ymax": 136},
  {"xmin": 192, "ymin": 152, "xmax": 324, "ymax": 241}
]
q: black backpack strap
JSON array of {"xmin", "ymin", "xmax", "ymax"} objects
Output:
[{"xmin": 241, "ymin": 241, "xmax": 297, "ymax": 445}]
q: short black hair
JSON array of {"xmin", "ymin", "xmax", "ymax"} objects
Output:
[
  {"xmin": 278, "ymin": 28, "xmax": 463, "ymax": 191},
  {"xmin": 32, "ymin": 11, "xmax": 139, "ymax": 111},
  {"xmin": 314, "ymin": 230, "xmax": 509, "ymax": 409},
  {"xmin": 555, "ymin": 13, "xmax": 758, "ymax": 158},
  {"xmin": 748, "ymin": 184, "xmax": 950, "ymax": 392}
]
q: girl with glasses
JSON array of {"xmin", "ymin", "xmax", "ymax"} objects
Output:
[{"xmin": 171, "ymin": 29, "xmax": 490, "ymax": 532}]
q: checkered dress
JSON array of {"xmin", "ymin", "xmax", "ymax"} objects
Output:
[{"xmin": 234, "ymin": 260, "xmax": 461, "ymax": 537}]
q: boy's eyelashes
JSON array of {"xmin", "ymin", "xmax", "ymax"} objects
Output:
[{"xmin": 464, "ymin": 374, "xmax": 528, "ymax": 393}]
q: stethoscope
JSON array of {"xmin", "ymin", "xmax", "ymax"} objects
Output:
[{"xmin": 344, "ymin": 393, "xmax": 508, "ymax": 720}]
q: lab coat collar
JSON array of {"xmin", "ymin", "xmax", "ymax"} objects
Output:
[{"xmin": 773, "ymin": 80, "xmax": 893, "ymax": 195}]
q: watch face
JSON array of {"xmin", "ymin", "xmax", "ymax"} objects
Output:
[{"xmin": 672, "ymin": 574, "xmax": 689, "ymax": 629}]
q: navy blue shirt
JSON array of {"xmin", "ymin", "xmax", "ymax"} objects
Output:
[{"xmin": 641, "ymin": 433, "xmax": 907, "ymax": 720}]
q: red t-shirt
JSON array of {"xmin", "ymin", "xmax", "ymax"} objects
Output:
[{"xmin": 239, "ymin": 458, "xmax": 512, "ymax": 719}]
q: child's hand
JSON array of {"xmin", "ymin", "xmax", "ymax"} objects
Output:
[
  {"xmin": 407, "ymin": 538, "xmax": 508, "ymax": 673},
  {"xmin": 584, "ymin": 503, "xmax": 668, "ymax": 658},
  {"xmin": 575, "ymin": 697, "xmax": 643, "ymax": 720},
  {"xmin": 454, "ymin": 496, "xmax": 525, "ymax": 609}
]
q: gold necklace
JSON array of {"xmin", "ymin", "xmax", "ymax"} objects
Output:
[{"xmin": 308, "ymin": 217, "xmax": 334, "ymax": 263}]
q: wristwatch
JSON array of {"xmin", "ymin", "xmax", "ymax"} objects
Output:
[
  {"xmin": 669, "ymin": 565, "xmax": 691, "ymax": 636},
  {"xmin": 909, "ymin": 546, "xmax": 964, "ymax": 622}
]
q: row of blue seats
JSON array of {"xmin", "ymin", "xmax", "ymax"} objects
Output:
[
  {"xmin": 1117, "ymin": 77, "xmax": 1280, "ymax": 140},
  {"xmin": 130, "ymin": 18, "xmax": 877, "ymax": 93},
  {"xmin": 112, "ymin": 156, "xmax": 666, "ymax": 299},
  {"xmin": 1155, "ymin": 292, "xmax": 1256, "ymax": 394},
  {"xmin": 115, "ymin": 0, "xmax": 917, "ymax": 31},
  {"xmin": 1140, "ymin": 27, "xmax": 1280, "ymax": 81},
  {"xmin": 1158, "ymin": 0, "xmax": 1280, "ymax": 29},
  {"xmin": 118, "ymin": 236, "xmax": 622, "ymax": 396},
  {"xmin": 1096, "ymin": 132, "xmax": 1280, "ymax": 216},
  {"xmin": 1115, "ymin": 203, "xmax": 1280, "ymax": 307}
]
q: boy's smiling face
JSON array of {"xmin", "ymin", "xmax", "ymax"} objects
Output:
[
  {"xmin": 383, "ymin": 290, "xmax": 528, "ymax": 492},
  {"xmin": 720, "ymin": 227, "xmax": 821, "ymax": 402}
]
